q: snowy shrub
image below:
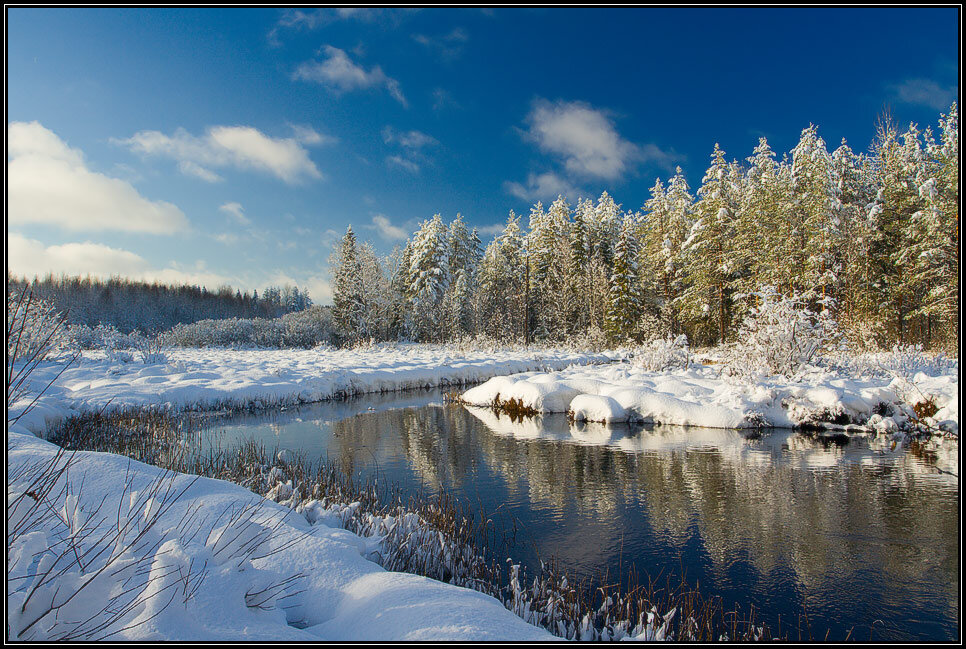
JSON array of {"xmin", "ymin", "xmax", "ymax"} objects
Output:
[
  {"xmin": 7, "ymin": 287, "xmax": 77, "ymax": 420},
  {"xmin": 165, "ymin": 308, "xmax": 335, "ymax": 349},
  {"xmin": 834, "ymin": 344, "xmax": 958, "ymax": 380},
  {"xmin": 131, "ymin": 332, "xmax": 168, "ymax": 364},
  {"xmin": 280, "ymin": 306, "xmax": 336, "ymax": 349},
  {"xmin": 726, "ymin": 286, "xmax": 842, "ymax": 378},
  {"xmin": 634, "ymin": 335, "xmax": 691, "ymax": 372},
  {"xmin": 7, "ymin": 287, "xmax": 71, "ymax": 361},
  {"xmin": 876, "ymin": 343, "xmax": 955, "ymax": 379},
  {"xmin": 564, "ymin": 326, "xmax": 610, "ymax": 353}
]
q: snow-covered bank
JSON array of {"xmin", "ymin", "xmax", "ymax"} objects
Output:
[
  {"xmin": 9, "ymin": 344, "xmax": 618, "ymax": 438},
  {"xmin": 460, "ymin": 361, "xmax": 959, "ymax": 434},
  {"xmin": 7, "ymin": 430, "xmax": 554, "ymax": 641},
  {"xmin": 7, "ymin": 344, "xmax": 617, "ymax": 641}
]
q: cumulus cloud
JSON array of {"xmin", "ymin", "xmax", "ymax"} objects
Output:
[
  {"xmin": 504, "ymin": 171, "xmax": 580, "ymax": 202},
  {"xmin": 891, "ymin": 78, "xmax": 958, "ymax": 110},
  {"xmin": 219, "ymin": 202, "xmax": 251, "ymax": 225},
  {"xmin": 7, "ymin": 233, "xmax": 232, "ymax": 288},
  {"xmin": 7, "ymin": 121, "xmax": 188, "ymax": 234},
  {"xmin": 290, "ymin": 123, "xmax": 336, "ymax": 146},
  {"xmin": 431, "ymin": 87, "xmax": 460, "ymax": 112},
  {"xmin": 523, "ymin": 99, "xmax": 644, "ymax": 181},
  {"xmin": 476, "ymin": 222, "xmax": 510, "ymax": 237},
  {"xmin": 118, "ymin": 125, "xmax": 324, "ymax": 184},
  {"xmin": 369, "ymin": 214, "xmax": 409, "ymax": 241},
  {"xmin": 293, "ymin": 46, "xmax": 407, "ymax": 107}
]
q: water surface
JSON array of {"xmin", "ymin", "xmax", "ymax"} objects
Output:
[{"xmin": 200, "ymin": 388, "xmax": 959, "ymax": 641}]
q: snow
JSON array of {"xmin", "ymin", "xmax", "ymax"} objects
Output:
[
  {"xmin": 461, "ymin": 360, "xmax": 959, "ymax": 433},
  {"xmin": 8, "ymin": 343, "xmax": 618, "ymax": 438},
  {"xmin": 7, "ymin": 430, "xmax": 554, "ymax": 641},
  {"xmin": 6, "ymin": 343, "xmax": 619, "ymax": 641}
]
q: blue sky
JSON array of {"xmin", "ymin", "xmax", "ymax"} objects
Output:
[{"xmin": 7, "ymin": 7, "xmax": 959, "ymax": 303}]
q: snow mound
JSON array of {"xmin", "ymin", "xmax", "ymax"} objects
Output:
[{"xmin": 461, "ymin": 361, "xmax": 959, "ymax": 432}]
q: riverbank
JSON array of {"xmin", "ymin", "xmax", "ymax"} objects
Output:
[
  {"xmin": 9, "ymin": 343, "xmax": 619, "ymax": 439},
  {"xmin": 7, "ymin": 344, "xmax": 618, "ymax": 641},
  {"xmin": 460, "ymin": 359, "xmax": 959, "ymax": 436}
]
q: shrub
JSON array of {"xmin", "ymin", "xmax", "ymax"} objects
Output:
[
  {"xmin": 726, "ymin": 286, "xmax": 841, "ymax": 378},
  {"xmin": 634, "ymin": 334, "xmax": 691, "ymax": 372},
  {"xmin": 7, "ymin": 287, "xmax": 77, "ymax": 423}
]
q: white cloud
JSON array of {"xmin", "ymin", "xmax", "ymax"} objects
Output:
[
  {"xmin": 294, "ymin": 46, "xmax": 407, "ymax": 107},
  {"xmin": 7, "ymin": 233, "xmax": 231, "ymax": 288},
  {"xmin": 179, "ymin": 160, "xmax": 224, "ymax": 182},
  {"xmin": 891, "ymin": 79, "xmax": 958, "ymax": 110},
  {"xmin": 290, "ymin": 123, "xmax": 336, "ymax": 146},
  {"xmin": 369, "ymin": 214, "xmax": 409, "ymax": 241},
  {"xmin": 118, "ymin": 125, "xmax": 323, "ymax": 184},
  {"xmin": 386, "ymin": 155, "xmax": 421, "ymax": 173},
  {"xmin": 381, "ymin": 126, "xmax": 437, "ymax": 150},
  {"xmin": 219, "ymin": 202, "xmax": 251, "ymax": 225},
  {"xmin": 382, "ymin": 126, "xmax": 437, "ymax": 173},
  {"xmin": 412, "ymin": 27, "xmax": 469, "ymax": 59},
  {"xmin": 504, "ymin": 171, "xmax": 580, "ymax": 202},
  {"xmin": 524, "ymin": 99, "xmax": 642, "ymax": 181},
  {"xmin": 476, "ymin": 223, "xmax": 509, "ymax": 237},
  {"xmin": 7, "ymin": 121, "xmax": 188, "ymax": 234}
]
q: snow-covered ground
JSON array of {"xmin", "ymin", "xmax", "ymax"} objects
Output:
[
  {"xmin": 7, "ymin": 343, "xmax": 957, "ymax": 640},
  {"xmin": 7, "ymin": 344, "xmax": 617, "ymax": 641},
  {"xmin": 7, "ymin": 430, "xmax": 554, "ymax": 641},
  {"xmin": 9, "ymin": 344, "xmax": 618, "ymax": 439},
  {"xmin": 461, "ymin": 360, "xmax": 959, "ymax": 435}
]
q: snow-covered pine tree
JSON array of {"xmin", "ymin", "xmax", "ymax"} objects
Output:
[
  {"xmin": 897, "ymin": 107, "xmax": 959, "ymax": 348},
  {"xmin": 476, "ymin": 212, "xmax": 526, "ymax": 341},
  {"xmin": 868, "ymin": 118, "xmax": 929, "ymax": 343},
  {"xmin": 737, "ymin": 138, "xmax": 785, "ymax": 297},
  {"xmin": 831, "ymin": 139, "xmax": 880, "ymax": 342},
  {"xmin": 408, "ymin": 214, "xmax": 451, "ymax": 342},
  {"xmin": 605, "ymin": 215, "xmax": 643, "ymax": 342},
  {"xmin": 331, "ymin": 226, "xmax": 366, "ymax": 345},
  {"xmin": 526, "ymin": 195, "xmax": 574, "ymax": 340},
  {"xmin": 790, "ymin": 124, "xmax": 842, "ymax": 302},
  {"xmin": 442, "ymin": 214, "xmax": 482, "ymax": 339},
  {"xmin": 680, "ymin": 144, "xmax": 739, "ymax": 345}
]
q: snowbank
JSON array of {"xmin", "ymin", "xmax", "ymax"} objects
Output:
[
  {"xmin": 461, "ymin": 361, "xmax": 959, "ymax": 434},
  {"xmin": 9, "ymin": 344, "xmax": 617, "ymax": 438},
  {"xmin": 6, "ymin": 429, "xmax": 554, "ymax": 641}
]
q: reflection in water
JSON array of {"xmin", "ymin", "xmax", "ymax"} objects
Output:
[{"xmin": 202, "ymin": 390, "xmax": 959, "ymax": 641}]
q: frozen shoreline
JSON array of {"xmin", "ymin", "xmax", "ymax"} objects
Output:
[
  {"xmin": 460, "ymin": 360, "xmax": 959, "ymax": 435},
  {"xmin": 9, "ymin": 343, "xmax": 619, "ymax": 439}
]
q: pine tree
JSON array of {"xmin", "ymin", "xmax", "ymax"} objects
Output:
[
  {"xmin": 681, "ymin": 144, "xmax": 738, "ymax": 345},
  {"xmin": 331, "ymin": 226, "xmax": 365, "ymax": 345},
  {"xmin": 790, "ymin": 124, "xmax": 842, "ymax": 301},
  {"xmin": 606, "ymin": 216, "xmax": 643, "ymax": 342},
  {"xmin": 408, "ymin": 214, "xmax": 451, "ymax": 342},
  {"xmin": 477, "ymin": 212, "xmax": 526, "ymax": 340}
]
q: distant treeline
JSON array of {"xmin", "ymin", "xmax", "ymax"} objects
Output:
[{"xmin": 8, "ymin": 274, "xmax": 312, "ymax": 334}]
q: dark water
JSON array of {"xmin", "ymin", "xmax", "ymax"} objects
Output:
[{"xmin": 200, "ymin": 388, "xmax": 960, "ymax": 641}]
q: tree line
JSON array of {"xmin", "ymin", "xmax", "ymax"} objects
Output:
[
  {"xmin": 332, "ymin": 104, "xmax": 959, "ymax": 350},
  {"xmin": 7, "ymin": 274, "xmax": 313, "ymax": 334}
]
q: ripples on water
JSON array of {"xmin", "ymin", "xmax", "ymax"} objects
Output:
[{"xmin": 200, "ymin": 388, "xmax": 959, "ymax": 641}]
